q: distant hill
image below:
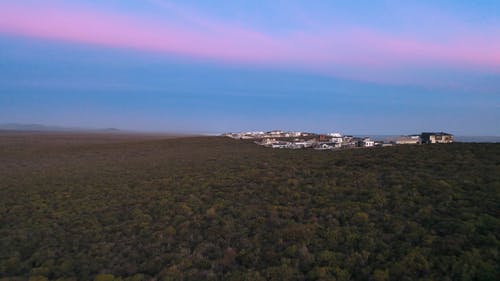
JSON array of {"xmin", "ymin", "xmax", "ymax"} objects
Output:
[{"xmin": 0, "ymin": 123, "xmax": 121, "ymax": 132}]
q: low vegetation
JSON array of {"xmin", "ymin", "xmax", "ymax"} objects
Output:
[{"xmin": 0, "ymin": 133, "xmax": 499, "ymax": 281}]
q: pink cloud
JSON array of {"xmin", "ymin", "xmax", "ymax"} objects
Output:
[
  {"xmin": 0, "ymin": 2, "xmax": 289, "ymax": 64},
  {"xmin": 0, "ymin": 1, "xmax": 499, "ymax": 75}
]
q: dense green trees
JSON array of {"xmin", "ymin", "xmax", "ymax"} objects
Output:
[{"xmin": 0, "ymin": 134, "xmax": 499, "ymax": 280}]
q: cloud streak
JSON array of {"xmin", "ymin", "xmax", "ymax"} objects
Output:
[{"xmin": 0, "ymin": 1, "xmax": 499, "ymax": 78}]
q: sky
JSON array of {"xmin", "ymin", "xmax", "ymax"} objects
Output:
[{"xmin": 0, "ymin": 0, "xmax": 499, "ymax": 135}]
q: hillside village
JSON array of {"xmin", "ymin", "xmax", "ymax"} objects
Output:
[{"xmin": 223, "ymin": 130, "xmax": 453, "ymax": 150}]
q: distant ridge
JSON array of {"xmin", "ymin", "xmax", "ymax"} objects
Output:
[{"xmin": 0, "ymin": 123, "xmax": 121, "ymax": 133}]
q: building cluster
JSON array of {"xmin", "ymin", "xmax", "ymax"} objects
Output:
[
  {"xmin": 255, "ymin": 133, "xmax": 376, "ymax": 150},
  {"xmin": 222, "ymin": 130, "xmax": 309, "ymax": 139},
  {"xmin": 392, "ymin": 132, "xmax": 454, "ymax": 145},
  {"xmin": 223, "ymin": 131, "xmax": 453, "ymax": 150}
]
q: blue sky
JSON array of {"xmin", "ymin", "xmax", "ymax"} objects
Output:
[{"xmin": 0, "ymin": 0, "xmax": 499, "ymax": 135}]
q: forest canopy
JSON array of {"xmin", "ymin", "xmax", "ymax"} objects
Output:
[{"xmin": 0, "ymin": 133, "xmax": 499, "ymax": 281}]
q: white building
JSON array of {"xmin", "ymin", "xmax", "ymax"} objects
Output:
[
  {"xmin": 292, "ymin": 141, "xmax": 312, "ymax": 148},
  {"xmin": 271, "ymin": 142, "xmax": 289, "ymax": 148},
  {"xmin": 330, "ymin": 136, "xmax": 343, "ymax": 144},
  {"xmin": 326, "ymin": 133, "xmax": 343, "ymax": 144},
  {"xmin": 315, "ymin": 143, "xmax": 334, "ymax": 150},
  {"xmin": 363, "ymin": 138, "xmax": 375, "ymax": 147},
  {"xmin": 396, "ymin": 135, "xmax": 420, "ymax": 145},
  {"xmin": 259, "ymin": 138, "xmax": 277, "ymax": 146}
]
